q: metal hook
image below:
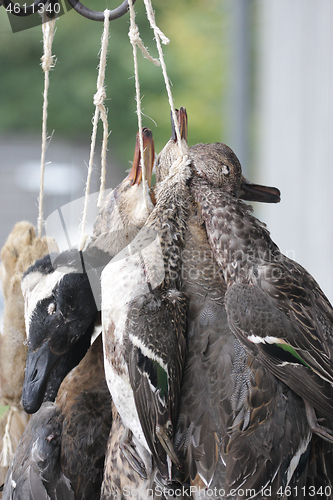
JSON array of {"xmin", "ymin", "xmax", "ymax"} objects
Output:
[
  {"xmin": 0, "ymin": 0, "xmax": 136, "ymax": 20},
  {"xmin": 66, "ymin": 0, "xmax": 137, "ymax": 21}
]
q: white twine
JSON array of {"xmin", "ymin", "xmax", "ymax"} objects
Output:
[
  {"xmin": 127, "ymin": 0, "xmax": 164, "ymax": 67},
  {"xmin": 128, "ymin": 0, "xmax": 146, "ymax": 191},
  {"xmin": 143, "ymin": 0, "xmax": 185, "ymax": 155},
  {"xmin": 38, "ymin": 13, "xmax": 56, "ymax": 238},
  {"xmin": 80, "ymin": 10, "xmax": 110, "ymax": 250},
  {"xmin": 0, "ymin": 406, "xmax": 18, "ymax": 467}
]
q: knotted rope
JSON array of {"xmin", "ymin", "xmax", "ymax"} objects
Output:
[
  {"xmin": 80, "ymin": 9, "xmax": 110, "ymax": 250},
  {"xmin": 143, "ymin": 0, "xmax": 185, "ymax": 155},
  {"xmin": 128, "ymin": 0, "xmax": 162, "ymax": 204},
  {"xmin": 127, "ymin": 0, "xmax": 186, "ymax": 178},
  {"xmin": 37, "ymin": 12, "xmax": 56, "ymax": 238}
]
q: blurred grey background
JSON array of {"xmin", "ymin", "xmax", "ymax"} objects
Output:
[{"xmin": 0, "ymin": 0, "xmax": 332, "ymax": 328}]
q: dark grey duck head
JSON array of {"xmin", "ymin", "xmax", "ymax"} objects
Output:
[{"xmin": 190, "ymin": 142, "xmax": 280, "ymax": 203}]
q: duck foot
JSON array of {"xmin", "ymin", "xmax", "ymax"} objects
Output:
[
  {"xmin": 305, "ymin": 401, "xmax": 333, "ymax": 443},
  {"xmin": 120, "ymin": 430, "xmax": 148, "ymax": 480}
]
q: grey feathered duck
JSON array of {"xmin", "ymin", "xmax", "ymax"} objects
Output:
[
  {"xmin": 153, "ymin": 140, "xmax": 293, "ymax": 497},
  {"xmin": 184, "ymin": 140, "xmax": 333, "ymax": 497},
  {"xmin": 191, "ymin": 142, "xmax": 333, "ymax": 440},
  {"xmin": 102, "ymin": 107, "xmax": 191, "ymax": 483},
  {"xmin": 152, "ymin": 111, "xmax": 311, "ymax": 499},
  {"xmin": 21, "ymin": 250, "xmax": 97, "ymax": 414},
  {"xmin": 147, "ymin": 110, "xmax": 331, "ymax": 498}
]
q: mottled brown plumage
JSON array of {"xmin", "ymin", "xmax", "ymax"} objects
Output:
[
  {"xmin": 102, "ymin": 108, "xmax": 191, "ymax": 480},
  {"xmin": 173, "ymin": 179, "xmax": 312, "ymax": 498},
  {"xmin": 191, "ymin": 143, "xmax": 333, "ymax": 430},
  {"xmin": 89, "ymin": 127, "xmax": 155, "ymax": 256},
  {"xmin": 187, "ymin": 141, "xmax": 333, "ymax": 498}
]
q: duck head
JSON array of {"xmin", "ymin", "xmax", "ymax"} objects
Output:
[
  {"xmin": 21, "ymin": 250, "xmax": 97, "ymax": 413},
  {"xmin": 155, "ymin": 107, "xmax": 188, "ymax": 183},
  {"xmin": 116, "ymin": 127, "xmax": 155, "ymax": 227},
  {"xmin": 91, "ymin": 127, "xmax": 155, "ymax": 255},
  {"xmin": 190, "ymin": 142, "xmax": 280, "ymax": 203}
]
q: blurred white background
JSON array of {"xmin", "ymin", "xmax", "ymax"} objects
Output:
[{"xmin": 255, "ymin": 0, "xmax": 333, "ymax": 302}]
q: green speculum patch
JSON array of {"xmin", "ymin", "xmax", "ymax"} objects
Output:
[{"xmin": 277, "ymin": 343, "xmax": 311, "ymax": 369}]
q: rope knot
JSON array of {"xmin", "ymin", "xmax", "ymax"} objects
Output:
[
  {"xmin": 128, "ymin": 25, "xmax": 140, "ymax": 45},
  {"xmin": 41, "ymin": 53, "xmax": 55, "ymax": 72},
  {"xmin": 94, "ymin": 87, "xmax": 107, "ymax": 107}
]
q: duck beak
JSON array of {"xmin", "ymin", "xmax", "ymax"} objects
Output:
[
  {"xmin": 22, "ymin": 340, "xmax": 61, "ymax": 414},
  {"xmin": 171, "ymin": 107, "xmax": 188, "ymax": 142},
  {"xmin": 126, "ymin": 128, "xmax": 154, "ymax": 188},
  {"xmin": 239, "ymin": 176, "xmax": 281, "ymax": 203}
]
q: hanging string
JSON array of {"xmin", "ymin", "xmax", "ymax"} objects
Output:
[
  {"xmin": 0, "ymin": 406, "xmax": 18, "ymax": 467},
  {"xmin": 128, "ymin": 0, "xmax": 161, "ymax": 66},
  {"xmin": 37, "ymin": 12, "xmax": 56, "ymax": 238},
  {"xmin": 80, "ymin": 10, "xmax": 110, "ymax": 250},
  {"xmin": 96, "ymin": 10, "xmax": 110, "ymax": 208},
  {"xmin": 128, "ymin": 0, "xmax": 145, "ymax": 189},
  {"xmin": 143, "ymin": 0, "xmax": 186, "ymax": 155},
  {"xmin": 127, "ymin": 0, "xmax": 162, "ymax": 205}
]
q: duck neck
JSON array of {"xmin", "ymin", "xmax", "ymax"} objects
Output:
[
  {"xmin": 192, "ymin": 177, "xmax": 280, "ymax": 286},
  {"xmin": 153, "ymin": 164, "xmax": 192, "ymax": 290}
]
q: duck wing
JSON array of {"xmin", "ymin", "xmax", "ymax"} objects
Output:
[
  {"xmin": 57, "ymin": 335, "xmax": 112, "ymax": 500},
  {"xmin": 224, "ymin": 280, "xmax": 333, "ymax": 423},
  {"xmin": 2, "ymin": 402, "xmax": 74, "ymax": 500},
  {"xmin": 222, "ymin": 352, "xmax": 312, "ymax": 498},
  {"xmin": 125, "ymin": 287, "xmax": 188, "ymax": 478}
]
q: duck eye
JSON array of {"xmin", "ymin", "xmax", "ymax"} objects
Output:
[
  {"xmin": 47, "ymin": 302, "xmax": 56, "ymax": 315},
  {"xmin": 222, "ymin": 165, "xmax": 230, "ymax": 175}
]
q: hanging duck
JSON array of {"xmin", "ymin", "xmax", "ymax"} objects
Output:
[
  {"xmin": 152, "ymin": 113, "xmax": 309, "ymax": 497},
  {"xmin": 185, "ymin": 140, "xmax": 333, "ymax": 497},
  {"xmin": 101, "ymin": 107, "xmax": 190, "ymax": 482},
  {"xmin": 2, "ymin": 130, "xmax": 156, "ymax": 500},
  {"xmin": 191, "ymin": 141, "xmax": 333, "ymax": 442},
  {"xmin": 20, "ymin": 128, "xmax": 155, "ymax": 415},
  {"xmin": 0, "ymin": 221, "xmax": 58, "ymax": 486}
]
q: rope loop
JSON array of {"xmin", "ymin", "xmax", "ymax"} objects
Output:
[{"xmin": 80, "ymin": 9, "xmax": 111, "ymax": 248}]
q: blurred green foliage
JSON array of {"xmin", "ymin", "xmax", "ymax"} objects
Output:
[{"xmin": 0, "ymin": 0, "xmax": 226, "ymax": 165}]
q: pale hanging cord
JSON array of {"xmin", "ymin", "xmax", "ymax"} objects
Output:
[
  {"xmin": 0, "ymin": 406, "xmax": 19, "ymax": 467},
  {"xmin": 128, "ymin": 0, "xmax": 145, "ymax": 188},
  {"xmin": 37, "ymin": 13, "xmax": 56, "ymax": 238},
  {"xmin": 80, "ymin": 10, "xmax": 110, "ymax": 250},
  {"xmin": 96, "ymin": 9, "xmax": 110, "ymax": 209},
  {"xmin": 127, "ymin": 0, "xmax": 161, "ymax": 202},
  {"xmin": 143, "ymin": 0, "xmax": 186, "ymax": 155}
]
